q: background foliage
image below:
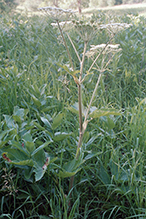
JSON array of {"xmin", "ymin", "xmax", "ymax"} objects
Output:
[{"xmin": 1, "ymin": 0, "xmax": 146, "ymax": 13}]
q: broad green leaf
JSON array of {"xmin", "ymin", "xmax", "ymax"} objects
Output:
[
  {"xmin": 58, "ymin": 157, "xmax": 83, "ymax": 178},
  {"xmin": 31, "ymin": 141, "xmax": 52, "ymax": 156},
  {"xmin": 58, "ymin": 170, "xmax": 80, "ymax": 178},
  {"xmin": 52, "ymin": 113, "xmax": 64, "ymax": 130},
  {"xmin": 25, "ymin": 142, "xmax": 35, "ymax": 153},
  {"xmin": 2, "ymin": 149, "xmax": 34, "ymax": 166},
  {"xmin": 33, "ymin": 149, "xmax": 46, "ymax": 167},
  {"xmin": 33, "ymin": 150, "xmax": 47, "ymax": 181},
  {"xmin": 63, "ymin": 157, "xmax": 84, "ymax": 172},
  {"xmin": 89, "ymin": 108, "xmax": 121, "ymax": 118},
  {"xmin": 22, "ymin": 132, "xmax": 35, "ymax": 153},
  {"xmin": 13, "ymin": 115, "xmax": 22, "ymax": 123},
  {"xmin": 9, "ymin": 140, "xmax": 30, "ymax": 156},
  {"xmin": 53, "ymin": 132, "xmax": 72, "ymax": 141},
  {"xmin": 3, "ymin": 115, "xmax": 15, "ymax": 129},
  {"xmin": 13, "ymin": 106, "xmax": 25, "ymax": 122},
  {"xmin": 34, "ymin": 166, "xmax": 47, "ymax": 181},
  {"xmin": 63, "ymin": 159, "xmax": 77, "ymax": 172},
  {"xmin": 22, "ymin": 132, "xmax": 33, "ymax": 142},
  {"xmin": 11, "ymin": 159, "xmax": 34, "ymax": 166}
]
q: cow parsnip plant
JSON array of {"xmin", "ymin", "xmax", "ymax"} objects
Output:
[
  {"xmin": 1, "ymin": 7, "xmax": 133, "ymax": 213},
  {"xmin": 38, "ymin": 6, "xmax": 132, "ymax": 193}
]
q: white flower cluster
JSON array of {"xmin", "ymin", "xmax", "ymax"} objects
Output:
[
  {"xmin": 38, "ymin": 6, "xmax": 74, "ymax": 13},
  {"xmin": 99, "ymin": 22, "xmax": 132, "ymax": 33},
  {"xmin": 86, "ymin": 44, "xmax": 122, "ymax": 57},
  {"xmin": 51, "ymin": 21, "xmax": 72, "ymax": 29},
  {"xmin": 38, "ymin": 6, "xmax": 75, "ymax": 20}
]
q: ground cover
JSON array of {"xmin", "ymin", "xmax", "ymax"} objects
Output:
[{"xmin": 0, "ymin": 6, "xmax": 146, "ymax": 219}]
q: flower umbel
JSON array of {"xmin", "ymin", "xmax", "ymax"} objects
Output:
[
  {"xmin": 86, "ymin": 44, "xmax": 122, "ymax": 58},
  {"xmin": 99, "ymin": 22, "xmax": 132, "ymax": 36},
  {"xmin": 72, "ymin": 18, "xmax": 99, "ymax": 42},
  {"xmin": 38, "ymin": 6, "xmax": 75, "ymax": 21}
]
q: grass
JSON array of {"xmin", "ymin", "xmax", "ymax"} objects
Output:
[
  {"xmin": 0, "ymin": 6, "xmax": 146, "ymax": 219},
  {"xmin": 83, "ymin": 3, "xmax": 146, "ymax": 17}
]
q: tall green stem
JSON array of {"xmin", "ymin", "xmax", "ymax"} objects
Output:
[
  {"xmin": 57, "ymin": 20, "xmax": 74, "ymax": 70},
  {"xmin": 76, "ymin": 41, "xmax": 87, "ymax": 159},
  {"xmin": 69, "ymin": 41, "xmax": 87, "ymax": 196}
]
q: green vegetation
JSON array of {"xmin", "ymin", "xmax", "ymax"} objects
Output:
[{"xmin": 0, "ymin": 6, "xmax": 146, "ymax": 219}]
